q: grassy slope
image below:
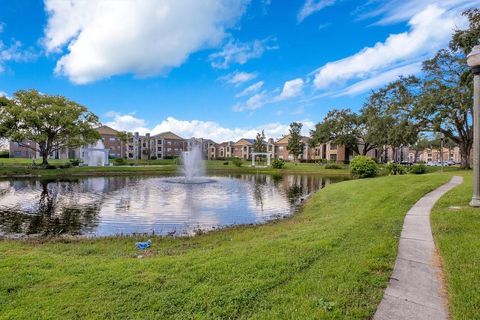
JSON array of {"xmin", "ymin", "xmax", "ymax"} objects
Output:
[
  {"xmin": 0, "ymin": 174, "xmax": 450, "ymax": 319},
  {"xmin": 431, "ymin": 171, "xmax": 480, "ymax": 320}
]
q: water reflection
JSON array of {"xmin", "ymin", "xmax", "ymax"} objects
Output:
[{"xmin": 0, "ymin": 174, "xmax": 346, "ymax": 237}]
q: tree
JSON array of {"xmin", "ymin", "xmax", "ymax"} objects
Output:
[
  {"xmin": 365, "ymin": 79, "xmax": 420, "ymax": 163},
  {"xmin": 310, "ymin": 109, "xmax": 359, "ymax": 154},
  {"xmin": 0, "ymin": 90, "xmax": 100, "ymax": 165},
  {"xmin": 253, "ymin": 130, "xmax": 266, "ymax": 152},
  {"xmin": 287, "ymin": 122, "xmax": 303, "ymax": 162},
  {"xmin": 450, "ymin": 9, "xmax": 480, "ymax": 55},
  {"xmin": 116, "ymin": 131, "xmax": 133, "ymax": 159},
  {"xmin": 310, "ymin": 107, "xmax": 394, "ymax": 159},
  {"xmin": 411, "ymin": 135, "xmax": 431, "ymax": 163},
  {"xmin": 418, "ymin": 49, "xmax": 473, "ymax": 168}
]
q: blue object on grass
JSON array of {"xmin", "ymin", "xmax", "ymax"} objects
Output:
[{"xmin": 135, "ymin": 239, "xmax": 152, "ymax": 250}]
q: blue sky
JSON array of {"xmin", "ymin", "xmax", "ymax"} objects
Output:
[{"xmin": 0, "ymin": 0, "xmax": 475, "ymax": 142}]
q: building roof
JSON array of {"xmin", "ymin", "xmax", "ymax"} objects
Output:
[
  {"xmin": 152, "ymin": 131, "xmax": 185, "ymax": 140},
  {"xmin": 234, "ymin": 138, "xmax": 255, "ymax": 146},
  {"xmin": 96, "ymin": 125, "xmax": 119, "ymax": 135},
  {"xmin": 275, "ymin": 134, "xmax": 310, "ymax": 145},
  {"xmin": 219, "ymin": 141, "xmax": 234, "ymax": 147}
]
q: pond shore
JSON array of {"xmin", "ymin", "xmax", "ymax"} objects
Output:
[
  {"xmin": 0, "ymin": 172, "xmax": 459, "ymax": 319},
  {"xmin": 0, "ymin": 160, "xmax": 351, "ymax": 178}
]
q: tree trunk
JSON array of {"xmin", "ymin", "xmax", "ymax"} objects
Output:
[
  {"xmin": 459, "ymin": 141, "xmax": 471, "ymax": 169},
  {"xmin": 42, "ymin": 151, "xmax": 49, "ymax": 165}
]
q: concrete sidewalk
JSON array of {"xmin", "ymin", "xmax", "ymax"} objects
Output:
[{"xmin": 374, "ymin": 176, "xmax": 463, "ymax": 320}]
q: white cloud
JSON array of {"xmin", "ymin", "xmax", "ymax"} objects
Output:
[
  {"xmin": 221, "ymin": 71, "xmax": 257, "ymax": 86},
  {"xmin": 235, "ymin": 81, "xmax": 264, "ymax": 97},
  {"xmin": 43, "ymin": 0, "xmax": 249, "ymax": 84},
  {"xmin": 103, "ymin": 113, "xmax": 315, "ymax": 142},
  {"xmin": 209, "ymin": 37, "xmax": 278, "ymax": 69},
  {"xmin": 297, "ymin": 0, "xmax": 336, "ymax": 23},
  {"xmin": 233, "ymin": 90, "xmax": 271, "ymax": 112},
  {"xmin": 0, "ymin": 25, "xmax": 33, "ymax": 73},
  {"xmin": 312, "ymin": 4, "xmax": 465, "ymax": 91},
  {"xmin": 334, "ymin": 62, "xmax": 421, "ymax": 96},
  {"xmin": 275, "ymin": 78, "xmax": 304, "ymax": 101},
  {"xmin": 233, "ymin": 78, "xmax": 305, "ymax": 112},
  {"xmin": 104, "ymin": 112, "xmax": 149, "ymax": 134},
  {"xmin": 357, "ymin": 0, "xmax": 473, "ymax": 26}
]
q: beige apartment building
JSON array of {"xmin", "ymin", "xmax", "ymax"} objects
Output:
[
  {"xmin": 126, "ymin": 131, "xmax": 187, "ymax": 160},
  {"xmin": 188, "ymin": 138, "xmax": 218, "ymax": 159},
  {"xmin": 96, "ymin": 125, "xmax": 124, "ymax": 158},
  {"xmin": 218, "ymin": 141, "xmax": 234, "ymax": 158},
  {"xmin": 233, "ymin": 139, "xmax": 255, "ymax": 159},
  {"xmin": 9, "ymin": 125, "xmax": 123, "ymax": 160},
  {"xmin": 408, "ymin": 147, "xmax": 461, "ymax": 163}
]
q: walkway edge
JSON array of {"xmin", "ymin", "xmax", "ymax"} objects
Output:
[{"xmin": 374, "ymin": 175, "xmax": 463, "ymax": 320}]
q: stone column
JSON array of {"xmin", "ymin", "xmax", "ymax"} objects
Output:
[{"xmin": 470, "ymin": 71, "xmax": 480, "ymax": 206}]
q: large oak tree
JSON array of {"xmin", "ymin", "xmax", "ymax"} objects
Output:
[{"xmin": 0, "ymin": 90, "xmax": 100, "ymax": 165}]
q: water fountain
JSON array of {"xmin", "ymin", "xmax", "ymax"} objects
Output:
[
  {"xmin": 83, "ymin": 140, "xmax": 110, "ymax": 166},
  {"xmin": 181, "ymin": 146, "xmax": 205, "ymax": 182}
]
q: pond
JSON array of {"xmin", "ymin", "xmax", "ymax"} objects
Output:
[{"xmin": 0, "ymin": 174, "xmax": 346, "ymax": 237}]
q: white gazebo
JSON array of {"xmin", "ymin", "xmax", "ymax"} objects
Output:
[{"xmin": 251, "ymin": 152, "xmax": 273, "ymax": 167}]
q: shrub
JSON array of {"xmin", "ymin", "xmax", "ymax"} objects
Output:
[
  {"xmin": 113, "ymin": 158, "xmax": 127, "ymax": 166},
  {"xmin": 350, "ymin": 155, "xmax": 378, "ymax": 178},
  {"xmin": 150, "ymin": 156, "xmax": 157, "ymax": 160},
  {"xmin": 61, "ymin": 163, "xmax": 72, "ymax": 169},
  {"xmin": 324, "ymin": 163, "xmax": 342, "ymax": 169},
  {"xmin": 44, "ymin": 164, "xmax": 57, "ymax": 170},
  {"xmin": 386, "ymin": 162, "xmax": 407, "ymax": 175},
  {"xmin": 0, "ymin": 151, "xmax": 9, "ymax": 158},
  {"xmin": 272, "ymin": 158, "xmax": 285, "ymax": 169},
  {"xmin": 232, "ymin": 158, "xmax": 243, "ymax": 167},
  {"xmin": 223, "ymin": 161, "xmax": 229, "ymax": 165},
  {"xmin": 409, "ymin": 163, "xmax": 427, "ymax": 174},
  {"xmin": 69, "ymin": 159, "xmax": 81, "ymax": 167}
]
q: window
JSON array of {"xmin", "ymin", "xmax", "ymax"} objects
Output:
[
  {"xmin": 167, "ymin": 148, "xmax": 172, "ymax": 152},
  {"xmin": 109, "ymin": 137, "xmax": 116, "ymax": 142},
  {"xmin": 157, "ymin": 139, "xmax": 162, "ymax": 144},
  {"xmin": 279, "ymin": 146, "xmax": 284, "ymax": 151},
  {"xmin": 14, "ymin": 151, "xmax": 21, "ymax": 157},
  {"xmin": 330, "ymin": 144, "xmax": 337, "ymax": 150},
  {"xmin": 158, "ymin": 147, "xmax": 162, "ymax": 151},
  {"xmin": 167, "ymin": 141, "xmax": 172, "ymax": 145},
  {"xmin": 330, "ymin": 154, "xmax": 337, "ymax": 161}
]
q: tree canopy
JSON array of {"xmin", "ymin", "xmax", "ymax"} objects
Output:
[
  {"xmin": 0, "ymin": 90, "xmax": 100, "ymax": 164},
  {"xmin": 287, "ymin": 122, "xmax": 304, "ymax": 161},
  {"xmin": 253, "ymin": 130, "xmax": 266, "ymax": 153}
]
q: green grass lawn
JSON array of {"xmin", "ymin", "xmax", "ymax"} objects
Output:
[
  {"xmin": 0, "ymin": 173, "xmax": 452, "ymax": 319},
  {"xmin": 431, "ymin": 171, "xmax": 480, "ymax": 320},
  {"xmin": 0, "ymin": 158, "xmax": 69, "ymax": 166},
  {"xmin": 0, "ymin": 159, "xmax": 351, "ymax": 178}
]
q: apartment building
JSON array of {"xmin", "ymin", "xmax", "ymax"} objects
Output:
[
  {"xmin": 233, "ymin": 139, "xmax": 255, "ymax": 159},
  {"xmin": 408, "ymin": 147, "xmax": 461, "ymax": 163},
  {"xmin": 96, "ymin": 125, "xmax": 123, "ymax": 158},
  {"xmin": 126, "ymin": 131, "xmax": 187, "ymax": 160},
  {"xmin": 188, "ymin": 138, "xmax": 218, "ymax": 159},
  {"xmin": 218, "ymin": 141, "xmax": 234, "ymax": 158},
  {"xmin": 8, "ymin": 125, "xmax": 121, "ymax": 160}
]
